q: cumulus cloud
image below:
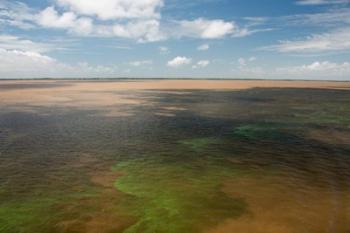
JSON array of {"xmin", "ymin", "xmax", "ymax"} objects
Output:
[
  {"xmin": 37, "ymin": 7, "xmax": 93, "ymax": 35},
  {"xmin": 35, "ymin": 7, "xmax": 164, "ymax": 42},
  {"xmin": 174, "ymin": 18, "xmax": 265, "ymax": 39},
  {"xmin": 197, "ymin": 44, "xmax": 209, "ymax": 51},
  {"xmin": 1, "ymin": 1, "xmax": 265, "ymax": 42},
  {"xmin": 57, "ymin": 0, "xmax": 164, "ymax": 20},
  {"xmin": 262, "ymin": 27, "xmax": 350, "ymax": 53},
  {"xmin": 167, "ymin": 56, "xmax": 192, "ymax": 67},
  {"xmin": 192, "ymin": 60, "xmax": 210, "ymax": 69},
  {"xmin": 0, "ymin": 0, "xmax": 165, "ymax": 42},
  {"xmin": 37, "ymin": 7, "xmax": 77, "ymax": 28},
  {"xmin": 177, "ymin": 18, "xmax": 235, "ymax": 39},
  {"xmin": 111, "ymin": 19, "xmax": 164, "ymax": 42}
]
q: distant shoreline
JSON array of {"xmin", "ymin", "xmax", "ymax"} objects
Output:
[
  {"xmin": 0, "ymin": 78, "xmax": 349, "ymax": 82},
  {"xmin": 1, "ymin": 79, "xmax": 349, "ymax": 92}
]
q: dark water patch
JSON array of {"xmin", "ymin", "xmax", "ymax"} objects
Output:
[
  {"xmin": 232, "ymin": 123, "xmax": 288, "ymax": 140},
  {"xmin": 0, "ymin": 82, "xmax": 72, "ymax": 90},
  {"xmin": 179, "ymin": 137, "xmax": 222, "ymax": 152}
]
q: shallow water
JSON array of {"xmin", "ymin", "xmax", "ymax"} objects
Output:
[{"xmin": 1, "ymin": 81, "xmax": 350, "ymax": 233}]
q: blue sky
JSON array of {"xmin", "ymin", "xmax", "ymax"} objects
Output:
[{"xmin": 0, "ymin": 0, "xmax": 350, "ymax": 79}]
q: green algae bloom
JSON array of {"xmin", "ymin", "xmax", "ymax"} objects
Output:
[
  {"xmin": 179, "ymin": 137, "xmax": 222, "ymax": 152},
  {"xmin": 0, "ymin": 190, "xmax": 99, "ymax": 233},
  {"xmin": 233, "ymin": 124, "xmax": 285, "ymax": 140},
  {"xmin": 113, "ymin": 155, "xmax": 246, "ymax": 233},
  {"xmin": 0, "ymin": 195, "xmax": 72, "ymax": 233}
]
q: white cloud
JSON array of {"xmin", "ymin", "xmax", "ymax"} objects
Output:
[
  {"xmin": 178, "ymin": 18, "xmax": 235, "ymax": 39},
  {"xmin": 37, "ymin": 7, "xmax": 76, "ymax": 28},
  {"xmin": 0, "ymin": 48, "xmax": 64, "ymax": 78},
  {"xmin": 0, "ymin": 1, "xmax": 36, "ymax": 29},
  {"xmin": 272, "ymin": 61, "xmax": 350, "ymax": 80},
  {"xmin": 262, "ymin": 27, "xmax": 350, "ymax": 53},
  {"xmin": 1, "ymin": 1, "xmax": 265, "ymax": 42},
  {"xmin": 167, "ymin": 56, "xmax": 192, "ymax": 67},
  {"xmin": 198, "ymin": 60, "xmax": 210, "ymax": 67},
  {"xmin": 1, "ymin": 0, "xmax": 164, "ymax": 42},
  {"xmin": 231, "ymin": 61, "xmax": 350, "ymax": 80},
  {"xmin": 35, "ymin": 7, "xmax": 164, "ymax": 42},
  {"xmin": 129, "ymin": 60, "xmax": 153, "ymax": 66},
  {"xmin": 296, "ymin": 0, "xmax": 349, "ymax": 5},
  {"xmin": 284, "ymin": 8, "xmax": 350, "ymax": 26},
  {"xmin": 0, "ymin": 32, "xmax": 118, "ymax": 78},
  {"xmin": 279, "ymin": 61, "xmax": 350, "ymax": 73},
  {"xmin": 0, "ymin": 48, "xmax": 119, "ymax": 78},
  {"xmin": 192, "ymin": 60, "xmax": 210, "ymax": 69},
  {"xmin": 36, "ymin": 7, "xmax": 93, "ymax": 35},
  {"xmin": 0, "ymin": 35, "xmax": 54, "ymax": 53},
  {"xmin": 197, "ymin": 44, "xmax": 209, "ymax": 51},
  {"xmin": 174, "ymin": 18, "xmax": 265, "ymax": 39},
  {"xmin": 56, "ymin": 0, "xmax": 164, "ymax": 20},
  {"xmin": 111, "ymin": 19, "xmax": 164, "ymax": 42},
  {"xmin": 1, "ymin": 49, "xmax": 55, "ymax": 63},
  {"xmin": 237, "ymin": 56, "xmax": 256, "ymax": 67}
]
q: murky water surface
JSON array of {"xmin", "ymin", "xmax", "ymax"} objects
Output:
[{"xmin": 0, "ymin": 81, "xmax": 350, "ymax": 233}]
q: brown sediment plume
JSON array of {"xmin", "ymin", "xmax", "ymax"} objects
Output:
[
  {"xmin": 1, "ymin": 80, "xmax": 349, "ymax": 93},
  {"xmin": 69, "ymin": 154, "xmax": 122, "ymax": 189},
  {"xmin": 1, "ymin": 80, "xmax": 348, "ymax": 116},
  {"xmin": 306, "ymin": 128, "xmax": 350, "ymax": 145},
  {"xmin": 90, "ymin": 171, "xmax": 122, "ymax": 189},
  {"xmin": 57, "ymin": 214, "xmax": 134, "ymax": 233},
  {"xmin": 56, "ymin": 192, "xmax": 134, "ymax": 233},
  {"xmin": 55, "ymin": 153, "xmax": 134, "ymax": 233},
  {"xmin": 204, "ymin": 176, "xmax": 350, "ymax": 233}
]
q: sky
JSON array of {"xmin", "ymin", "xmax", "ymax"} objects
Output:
[{"xmin": 0, "ymin": 0, "xmax": 350, "ymax": 80}]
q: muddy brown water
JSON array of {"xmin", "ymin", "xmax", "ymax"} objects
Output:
[{"xmin": 0, "ymin": 80, "xmax": 350, "ymax": 233}]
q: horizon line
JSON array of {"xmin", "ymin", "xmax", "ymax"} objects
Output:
[{"xmin": 0, "ymin": 77, "xmax": 349, "ymax": 82}]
